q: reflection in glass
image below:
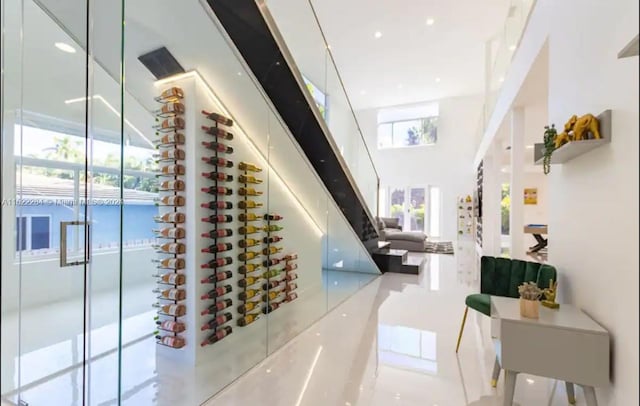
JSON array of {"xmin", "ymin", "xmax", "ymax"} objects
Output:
[{"xmin": 378, "ymin": 324, "xmax": 437, "ymax": 374}]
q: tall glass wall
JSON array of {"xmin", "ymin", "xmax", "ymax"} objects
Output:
[{"xmin": 1, "ymin": 0, "xmax": 379, "ymax": 405}]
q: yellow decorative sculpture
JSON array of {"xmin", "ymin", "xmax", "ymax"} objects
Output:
[
  {"xmin": 554, "ymin": 113, "xmax": 601, "ymax": 148},
  {"xmin": 542, "ymin": 279, "xmax": 560, "ymax": 309},
  {"xmin": 571, "ymin": 113, "xmax": 601, "ymax": 141}
]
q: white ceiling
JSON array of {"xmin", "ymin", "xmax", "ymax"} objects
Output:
[{"xmin": 306, "ymin": 0, "xmax": 511, "ymax": 110}]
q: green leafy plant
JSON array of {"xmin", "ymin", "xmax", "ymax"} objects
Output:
[{"xmin": 543, "ymin": 124, "xmax": 557, "ymax": 175}]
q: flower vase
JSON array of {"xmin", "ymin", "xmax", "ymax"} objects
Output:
[{"xmin": 519, "ymin": 298, "xmax": 540, "ymax": 319}]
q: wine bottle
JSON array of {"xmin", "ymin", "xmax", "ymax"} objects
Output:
[
  {"xmin": 238, "ymin": 276, "xmax": 260, "ymax": 288},
  {"xmin": 200, "ymin": 285, "xmax": 232, "ymax": 300},
  {"xmin": 154, "ymin": 117, "xmax": 185, "ymax": 131},
  {"xmin": 200, "ymin": 270, "xmax": 233, "ymax": 284},
  {"xmin": 201, "ymin": 242, "xmax": 233, "ymax": 254},
  {"xmin": 202, "ymin": 156, "xmax": 233, "ymax": 168},
  {"xmin": 201, "ymin": 215, "xmax": 233, "ymax": 224},
  {"xmin": 237, "ymin": 301, "xmax": 259, "ymax": 314},
  {"xmin": 156, "ymin": 335, "xmax": 186, "ymax": 349},
  {"xmin": 262, "ymin": 301, "xmax": 282, "ymax": 314},
  {"xmin": 201, "ymin": 186, "xmax": 233, "ymax": 196},
  {"xmin": 262, "ymin": 268, "xmax": 281, "ymax": 279},
  {"xmin": 285, "ymin": 272, "xmax": 298, "ymax": 282},
  {"xmin": 156, "ymin": 273, "xmax": 186, "ymax": 285},
  {"xmin": 238, "ymin": 200, "xmax": 263, "ymax": 209},
  {"xmin": 153, "ymin": 133, "xmax": 185, "ymax": 147},
  {"xmin": 261, "ymin": 290, "xmax": 279, "ymax": 302},
  {"xmin": 154, "ymin": 212, "xmax": 185, "ymax": 224},
  {"xmin": 154, "ymin": 195, "xmax": 185, "ymax": 207},
  {"xmin": 153, "ymin": 242, "xmax": 186, "ymax": 254},
  {"xmin": 238, "ymin": 162, "xmax": 262, "ymax": 172},
  {"xmin": 239, "ymin": 213, "xmax": 260, "ymax": 222},
  {"xmin": 237, "ymin": 313, "xmax": 259, "ymax": 327},
  {"xmin": 202, "ymin": 125, "xmax": 233, "ymax": 140},
  {"xmin": 201, "ymin": 229, "xmax": 233, "ymax": 239},
  {"xmin": 238, "ymin": 263, "xmax": 261, "ymax": 275},
  {"xmin": 238, "ymin": 174, "xmax": 262, "ymax": 184},
  {"xmin": 200, "ymin": 312, "xmax": 232, "ymax": 331},
  {"xmin": 153, "ymin": 148, "xmax": 185, "ymax": 161},
  {"xmin": 285, "ymin": 263, "xmax": 298, "ymax": 272},
  {"xmin": 158, "ymin": 179, "xmax": 185, "ymax": 191},
  {"xmin": 156, "ymin": 164, "xmax": 186, "ymax": 176},
  {"xmin": 200, "ymin": 257, "xmax": 233, "ymax": 269},
  {"xmin": 156, "ymin": 319, "xmax": 186, "ymax": 333},
  {"xmin": 262, "ymin": 280, "xmax": 282, "ymax": 291},
  {"xmin": 238, "ymin": 238, "xmax": 259, "ymax": 248},
  {"xmin": 239, "ymin": 225, "xmax": 261, "ymax": 235},
  {"xmin": 200, "ymin": 325, "xmax": 233, "ymax": 347},
  {"xmin": 285, "ymin": 282, "xmax": 298, "ymax": 292},
  {"xmin": 154, "ymin": 303, "xmax": 186, "ymax": 316},
  {"xmin": 200, "ymin": 298, "xmax": 233, "ymax": 315},
  {"xmin": 262, "ymin": 246, "xmax": 283, "ymax": 255},
  {"xmin": 154, "ymin": 288, "xmax": 186, "ymax": 301},
  {"xmin": 263, "ymin": 225, "xmax": 283, "ymax": 232},
  {"xmin": 202, "ymin": 141, "xmax": 233, "ymax": 154},
  {"xmin": 157, "ymin": 87, "xmax": 184, "ymax": 101},
  {"xmin": 153, "ymin": 227, "xmax": 186, "ymax": 239},
  {"xmin": 238, "ymin": 187, "xmax": 263, "ymax": 196},
  {"xmin": 263, "ymin": 214, "xmax": 284, "ymax": 221},
  {"xmin": 201, "ymin": 110, "xmax": 233, "ymax": 126},
  {"xmin": 262, "ymin": 258, "xmax": 281, "ymax": 267},
  {"xmin": 238, "ymin": 251, "xmax": 260, "ymax": 261},
  {"xmin": 201, "ymin": 201, "xmax": 233, "ymax": 210},
  {"xmin": 152, "ymin": 258, "xmax": 185, "ymax": 270},
  {"xmin": 285, "ymin": 292, "xmax": 298, "ymax": 303},
  {"xmin": 284, "ymin": 253, "xmax": 299, "ymax": 261},
  {"xmin": 153, "ymin": 101, "xmax": 185, "ymax": 116},
  {"xmin": 201, "ymin": 171, "xmax": 233, "ymax": 182},
  {"xmin": 238, "ymin": 289, "xmax": 259, "ymax": 301},
  {"xmin": 263, "ymin": 235, "xmax": 283, "ymax": 244}
]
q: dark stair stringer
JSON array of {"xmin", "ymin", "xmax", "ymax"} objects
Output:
[{"xmin": 205, "ymin": 0, "xmax": 379, "ymax": 253}]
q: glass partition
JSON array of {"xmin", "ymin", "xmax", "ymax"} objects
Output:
[{"xmin": 1, "ymin": 1, "xmax": 380, "ymax": 405}]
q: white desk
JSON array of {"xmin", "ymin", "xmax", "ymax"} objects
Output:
[{"xmin": 490, "ymin": 297, "xmax": 609, "ymax": 406}]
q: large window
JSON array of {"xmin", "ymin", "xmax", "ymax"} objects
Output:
[
  {"xmin": 16, "ymin": 215, "xmax": 51, "ymax": 251},
  {"xmin": 378, "ymin": 116, "xmax": 438, "ymax": 149}
]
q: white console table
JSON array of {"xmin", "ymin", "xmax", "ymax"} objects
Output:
[{"xmin": 490, "ymin": 297, "xmax": 609, "ymax": 406}]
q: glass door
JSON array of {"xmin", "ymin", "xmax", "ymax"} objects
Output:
[
  {"xmin": 1, "ymin": 0, "xmax": 124, "ymax": 404},
  {"xmin": 387, "ymin": 186, "xmax": 429, "ymax": 232}
]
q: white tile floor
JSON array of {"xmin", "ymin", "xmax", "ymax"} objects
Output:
[
  {"xmin": 205, "ymin": 246, "xmax": 587, "ymax": 406},
  {"xmin": 2, "ymin": 247, "xmax": 590, "ymax": 405}
]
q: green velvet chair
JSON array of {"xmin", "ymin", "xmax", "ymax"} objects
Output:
[{"xmin": 455, "ymin": 256, "xmax": 557, "ymax": 360}]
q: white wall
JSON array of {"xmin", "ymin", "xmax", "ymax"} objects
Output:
[
  {"xmin": 482, "ymin": 0, "xmax": 639, "ymax": 403},
  {"xmin": 357, "ymin": 94, "xmax": 483, "ymax": 240}
]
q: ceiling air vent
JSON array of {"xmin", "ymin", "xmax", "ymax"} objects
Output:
[{"xmin": 138, "ymin": 47, "xmax": 185, "ymax": 80}]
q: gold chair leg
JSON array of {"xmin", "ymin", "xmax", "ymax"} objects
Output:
[{"xmin": 455, "ymin": 306, "xmax": 469, "ymax": 353}]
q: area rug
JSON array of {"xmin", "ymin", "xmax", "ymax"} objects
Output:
[{"xmin": 425, "ymin": 241, "xmax": 454, "ymax": 255}]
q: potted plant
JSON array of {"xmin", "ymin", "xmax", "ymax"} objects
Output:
[
  {"xmin": 542, "ymin": 124, "xmax": 557, "ymax": 175},
  {"xmin": 518, "ymin": 281, "xmax": 543, "ymax": 318}
]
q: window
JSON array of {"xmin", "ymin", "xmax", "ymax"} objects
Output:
[
  {"xmin": 16, "ymin": 215, "xmax": 51, "ymax": 251},
  {"xmin": 377, "ymin": 116, "xmax": 438, "ymax": 149}
]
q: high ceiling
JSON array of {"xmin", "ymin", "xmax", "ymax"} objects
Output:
[{"xmin": 309, "ymin": 0, "xmax": 511, "ymax": 110}]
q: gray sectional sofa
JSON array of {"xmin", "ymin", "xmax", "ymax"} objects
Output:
[{"xmin": 377, "ymin": 217, "xmax": 428, "ymax": 252}]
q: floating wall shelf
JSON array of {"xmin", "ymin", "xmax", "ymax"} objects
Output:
[
  {"xmin": 618, "ymin": 34, "xmax": 639, "ymax": 59},
  {"xmin": 534, "ymin": 110, "xmax": 612, "ymax": 165}
]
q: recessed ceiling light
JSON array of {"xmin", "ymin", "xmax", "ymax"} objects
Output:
[
  {"xmin": 526, "ymin": 145, "xmax": 534, "ymax": 149},
  {"xmin": 374, "ymin": 31, "xmax": 383, "ymax": 39},
  {"xmin": 237, "ymin": 71, "xmax": 242, "ymax": 76},
  {"xmin": 341, "ymin": 313, "xmax": 347, "ymax": 317},
  {"xmin": 499, "ymin": 76, "xmax": 505, "ymax": 83},
  {"xmin": 426, "ymin": 18, "xmax": 435, "ymax": 26},
  {"xmin": 526, "ymin": 378, "xmax": 535, "ymax": 384},
  {"xmin": 509, "ymin": 44, "xmax": 517, "ymax": 51},
  {"xmin": 55, "ymin": 42, "xmax": 76, "ymax": 53},
  {"xmin": 360, "ymin": 90, "xmax": 367, "ymax": 95},
  {"xmin": 435, "ymin": 77, "xmax": 441, "ymax": 83}
]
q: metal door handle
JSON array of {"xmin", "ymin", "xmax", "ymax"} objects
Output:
[{"xmin": 60, "ymin": 221, "xmax": 90, "ymax": 267}]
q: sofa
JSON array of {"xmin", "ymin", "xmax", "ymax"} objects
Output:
[{"xmin": 377, "ymin": 217, "xmax": 429, "ymax": 252}]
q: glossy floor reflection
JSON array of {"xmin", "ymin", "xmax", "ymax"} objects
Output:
[{"xmin": 206, "ymin": 247, "xmax": 586, "ymax": 406}]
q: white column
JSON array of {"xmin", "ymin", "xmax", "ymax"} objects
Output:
[
  {"xmin": 509, "ymin": 107, "xmax": 525, "ymax": 260},
  {"xmin": 482, "ymin": 140, "xmax": 502, "ymax": 257}
]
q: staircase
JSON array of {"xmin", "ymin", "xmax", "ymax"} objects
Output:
[{"xmin": 371, "ymin": 242, "xmax": 426, "ymax": 275}]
